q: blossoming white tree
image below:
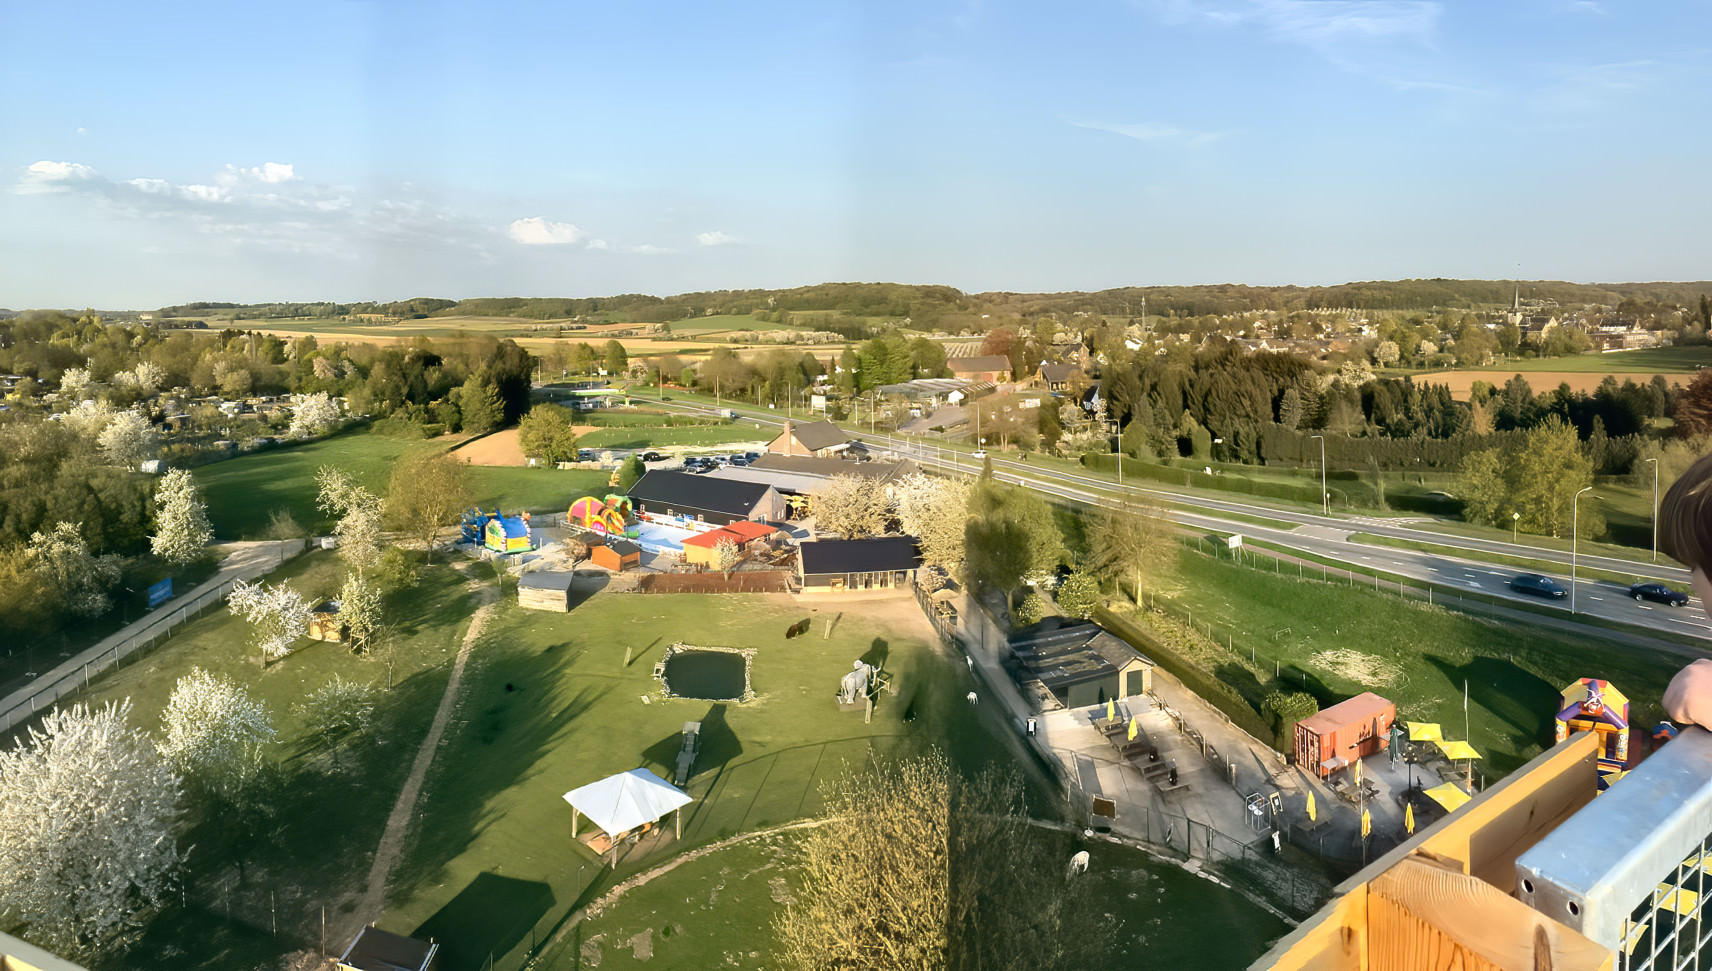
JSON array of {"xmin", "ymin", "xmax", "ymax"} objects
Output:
[
  {"xmin": 297, "ymin": 675, "xmax": 379, "ymax": 769},
  {"xmin": 149, "ymin": 469, "xmax": 214, "ymax": 567},
  {"xmin": 62, "ymin": 397, "xmax": 115, "ymax": 439},
  {"xmin": 893, "ymin": 472, "xmax": 970, "ymax": 574},
  {"xmin": 0, "ymin": 700, "xmax": 184, "ymax": 959},
  {"xmin": 158, "ymin": 667, "xmax": 275, "ymax": 803},
  {"xmin": 57, "ymin": 365, "xmax": 94, "ymax": 400},
  {"xmin": 27, "ymin": 522, "xmax": 121, "ymax": 617},
  {"xmin": 226, "ymin": 579, "xmax": 310, "ymax": 665},
  {"xmin": 316, "ymin": 466, "xmax": 384, "ymax": 573},
  {"xmin": 98, "ymin": 408, "xmax": 158, "ymax": 469},
  {"xmin": 338, "ymin": 571, "xmax": 383, "ymax": 649},
  {"xmin": 287, "ymin": 391, "xmax": 342, "ymax": 439},
  {"xmin": 810, "ymin": 474, "xmax": 889, "ymax": 539}
]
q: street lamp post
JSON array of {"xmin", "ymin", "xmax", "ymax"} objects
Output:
[
  {"xmin": 1310, "ymin": 435, "xmax": 1327, "ymax": 516},
  {"xmin": 1646, "ymin": 457, "xmax": 1659, "ymax": 562},
  {"xmin": 1571, "ymin": 486, "xmax": 1594, "ymax": 614}
]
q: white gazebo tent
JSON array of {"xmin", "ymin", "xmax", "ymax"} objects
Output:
[{"xmin": 562, "ymin": 768, "xmax": 693, "ymax": 865}]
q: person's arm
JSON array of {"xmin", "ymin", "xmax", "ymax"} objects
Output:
[{"xmin": 1663, "ymin": 658, "xmax": 1712, "ymax": 729}]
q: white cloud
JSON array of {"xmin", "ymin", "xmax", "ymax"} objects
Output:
[
  {"xmin": 697, "ymin": 230, "xmax": 738, "ymax": 247},
  {"xmin": 1073, "ymin": 120, "xmax": 1227, "ymax": 146},
  {"xmin": 1144, "ymin": 0, "xmax": 1439, "ymax": 51},
  {"xmin": 585, "ymin": 239, "xmax": 610, "ymax": 250},
  {"xmin": 15, "ymin": 160, "xmax": 99, "ymax": 193},
  {"xmin": 627, "ymin": 244, "xmax": 677, "ymax": 255},
  {"xmin": 75, "ymin": 127, "xmax": 87, "ymax": 135},
  {"xmin": 243, "ymin": 162, "xmax": 297, "ymax": 184},
  {"xmin": 507, "ymin": 216, "xmax": 586, "ymax": 245}
]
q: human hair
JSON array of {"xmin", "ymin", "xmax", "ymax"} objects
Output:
[{"xmin": 1659, "ymin": 451, "xmax": 1712, "ymax": 573}]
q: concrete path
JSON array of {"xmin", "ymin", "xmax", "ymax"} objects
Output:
[{"xmin": 0, "ymin": 539, "xmax": 305, "ymax": 729}]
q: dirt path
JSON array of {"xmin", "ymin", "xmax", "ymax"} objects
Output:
[{"xmin": 341, "ymin": 580, "xmax": 499, "ymax": 941}]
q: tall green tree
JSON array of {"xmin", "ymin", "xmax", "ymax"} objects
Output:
[{"xmin": 457, "ymin": 376, "xmax": 503, "ymax": 434}]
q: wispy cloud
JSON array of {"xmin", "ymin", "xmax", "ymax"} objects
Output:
[
  {"xmin": 1072, "ymin": 120, "xmax": 1227, "ymax": 147},
  {"xmin": 16, "ymin": 160, "xmax": 99, "ymax": 192},
  {"xmin": 627, "ymin": 244, "xmax": 676, "ymax": 256},
  {"xmin": 507, "ymin": 216, "xmax": 585, "ymax": 245},
  {"xmin": 1143, "ymin": 0, "xmax": 1440, "ymax": 53},
  {"xmin": 697, "ymin": 230, "xmax": 738, "ymax": 247},
  {"xmin": 1562, "ymin": 0, "xmax": 1604, "ymax": 14}
]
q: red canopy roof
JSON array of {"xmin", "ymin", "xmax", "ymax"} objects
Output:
[{"xmin": 681, "ymin": 521, "xmax": 777, "ymax": 548}]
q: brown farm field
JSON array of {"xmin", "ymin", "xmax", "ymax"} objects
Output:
[{"xmin": 1416, "ymin": 369, "xmax": 1693, "ymax": 400}]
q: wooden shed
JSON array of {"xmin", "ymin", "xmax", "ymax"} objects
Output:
[
  {"xmin": 517, "ymin": 571, "xmax": 574, "ymax": 612},
  {"xmin": 1295, "ymin": 691, "xmax": 1397, "ymax": 778},
  {"xmin": 308, "ymin": 601, "xmax": 344, "ymax": 642},
  {"xmin": 338, "ymin": 925, "xmax": 438, "ymax": 971},
  {"xmin": 589, "ymin": 539, "xmax": 642, "ymax": 572}
]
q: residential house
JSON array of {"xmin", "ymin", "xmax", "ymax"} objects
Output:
[
  {"xmin": 1033, "ymin": 362, "xmax": 1085, "ymax": 393},
  {"xmin": 947, "ymin": 354, "xmax": 1012, "ymax": 384},
  {"xmin": 765, "ymin": 419, "xmax": 850, "ymax": 457}
]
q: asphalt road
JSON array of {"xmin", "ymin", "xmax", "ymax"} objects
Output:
[{"xmin": 628, "ymin": 394, "xmax": 1712, "ymax": 644}]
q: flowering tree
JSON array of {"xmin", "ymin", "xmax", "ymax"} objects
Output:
[
  {"xmin": 0, "ymin": 700, "xmax": 184, "ymax": 959},
  {"xmin": 297, "ymin": 675, "xmax": 379, "ymax": 769},
  {"xmin": 98, "ymin": 408, "xmax": 159, "ymax": 469},
  {"xmin": 893, "ymin": 473, "xmax": 969, "ymax": 573},
  {"xmin": 62, "ymin": 397, "xmax": 115, "ymax": 438},
  {"xmin": 713, "ymin": 536, "xmax": 743, "ymax": 575},
  {"xmin": 316, "ymin": 466, "xmax": 383, "ymax": 573},
  {"xmin": 226, "ymin": 579, "xmax": 310, "ymax": 665},
  {"xmin": 27, "ymin": 522, "xmax": 121, "ymax": 617},
  {"xmin": 58, "ymin": 365, "xmax": 94, "ymax": 400},
  {"xmin": 114, "ymin": 361, "xmax": 164, "ymax": 398},
  {"xmin": 287, "ymin": 391, "xmax": 342, "ymax": 439},
  {"xmin": 158, "ymin": 667, "xmax": 275, "ymax": 803},
  {"xmin": 149, "ymin": 469, "xmax": 214, "ymax": 567},
  {"xmin": 338, "ymin": 571, "xmax": 383, "ymax": 649},
  {"xmin": 810, "ymin": 474, "xmax": 889, "ymax": 539}
]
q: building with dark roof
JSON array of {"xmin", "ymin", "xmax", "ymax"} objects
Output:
[
  {"xmin": 748, "ymin": 453, "xmax": 917, "ymax": 483},
  {"xmin": 627, "ymin": 470, "xmax": 784, "ymax": 526},
  {"xmin": 338, "ymin": 925, "xmax": 439, "ymax": 971},
  {"xmin": 766, "ymin": 419, "xmax": 849, "ymax": 457},
  {"xmin": 797, "ymin": 536, "xmax": 922, "ymax": 593},
  {"xmin": 1006, "ymin": 618, "xmax": 1154, "ymax": 710}
]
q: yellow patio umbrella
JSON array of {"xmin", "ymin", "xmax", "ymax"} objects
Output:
[
  {"xmin": 1106, "ymin": 698, "xmax": 1116, "ymax": 722},
  {"xmin": 1127, "ymin": 715, "xmax": 1139, "ymax": 741},
  {"xmin": 1434, "ymin": 739, "xmax": 1482, "ymax": 761},
  {"xmin": 1306, "ymin": 790, "xmax": 1317, "ymax": 823},
  {"xmin": 1405, "ymin": 802, "xmax": 1415, "ymax": 835},
  {"xmin": 1361, "ymin": 808, "xmax": 1372, "ymax": 839},
  {"xmin": 1408, "ymin": 721, "xmax": 1443, "ymax": 741},
  {"xmin": 1353, "ymin": 757, "xmax": 1362, "ymax": 785},
  {"xmin": 1423, "ymin": 781, "xmax": 1471, "ymax": 812}
]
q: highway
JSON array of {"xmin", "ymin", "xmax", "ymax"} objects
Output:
[{"xmin": 633, "ymin": 393, "xmax": 1712, "ymax": 643}]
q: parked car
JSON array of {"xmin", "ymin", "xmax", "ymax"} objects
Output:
[
  {"xmin": 640, "ymin": 450, "xmax": 666, "ymax": 462},
  {"xmin": 728, "ymin": 453, "xmax": 750, "ymax": 467},
  {"xmin": 744, "ymin": 451, "xmax": 761, "ymax": 463},
  {"xmin": 1509, "ymin": 573, "xmax": 1567, "ymax": 599},
  {"xmin": 1629, "ymin": 582, "xmax": 1690, "ymax": 606}
]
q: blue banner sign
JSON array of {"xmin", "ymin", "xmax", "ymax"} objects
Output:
[{"xmin": 147, "ymin": 578, "xmax": 173, "ymax": 608}]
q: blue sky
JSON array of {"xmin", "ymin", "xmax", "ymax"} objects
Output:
[{"xmin": 4, "ymin": 0, "xmax": 1710, "ymax": 308}]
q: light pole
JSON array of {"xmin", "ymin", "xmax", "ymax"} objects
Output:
[
  {"xmin": 1646, "ymin": 457, "xmax": 1659, "ymax": 562},
  {"xmin": 1511, "ymin": 511, "xmax": 1520, "ymax": 545},
  {"xmin": 1571, "ymin": 486, "xmax": 1594, "ymax": 614},
  {"xmin": 1311, "ymin": 435, "xmax": 1327, "ymax": 515}
]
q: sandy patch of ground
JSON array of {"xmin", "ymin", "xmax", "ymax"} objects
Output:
[
  {"xmin": 1309, "ymin": 648, "xmax": 1405, "ymax": 687},
  {"xmin": 1417, "ymin": 370, "xmax": 1689, "ymax": 401},
  {"xmin": 448, "ymin": 426, "xmax": 597, "ymax": 466}
]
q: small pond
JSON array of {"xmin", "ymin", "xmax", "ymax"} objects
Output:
[{"xmin": 663, "ymin": 649, "xmax": 749, "ymax": 701}]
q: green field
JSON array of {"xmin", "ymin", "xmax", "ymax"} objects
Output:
[
  {"xmin": 193, "ymin": 427, "xmax": 612, "ymax": 537},
  {"xmin": 1466, "ymin": 346, "xmax": 1712, "ymax": 373},
  {"xmin": 68, "ymin": 552, "xmax": 479, "ymax": 971},
  {"xmin": 1137, "ymin": 550, "xmax": 1686, "ymax": 776},
  {"xmin": 547, "ymin": 830, "xmax": 1289, "ymax": 970}
]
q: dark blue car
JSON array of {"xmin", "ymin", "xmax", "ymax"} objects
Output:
[
  {"xmin": 1629, "ymin": 582, "xmax": 1690, "ymax": 606},
  {"xmin": 1509, "ymin": 573, "xmax": 1567, "ymax": 599}
]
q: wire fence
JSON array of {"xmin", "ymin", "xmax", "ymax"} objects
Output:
[{"xmin": 0, "ymin": 577, "xmax": 247, "ymax": 735}]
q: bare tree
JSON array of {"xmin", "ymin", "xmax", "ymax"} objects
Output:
[
  {"xmin": 1088, "ymin": 497, "xmax": 1176, "ymax": 603},
  {"xmin": 775, "ymin": 751, "xmax": 1114, "ymax": 971},
  {"xmin": 0, "ymin": 701, "xmax": 184, "ymax": 960},
  {"xmin": 297, "ymin": 675, "xmax": 379, "ymax": 770}
]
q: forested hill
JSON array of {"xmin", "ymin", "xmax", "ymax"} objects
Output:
[{"xmin": 156, "ymin": 278, "xmax": 1712, "ymax": 324}]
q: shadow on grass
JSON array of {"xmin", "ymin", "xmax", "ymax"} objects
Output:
[
  {"xmin": 1278, "ymin": 664, "xmax": 1335, "ymax": 706},
  {"xmin": 412, "ymin": 872, "xmax": 555, "ymax": 970},
  {"xmin": 860, "ymin": 637, "xmax": 890, "ymax": 672},
  {"xmin": 1422, "ymin": 654, "xmax": 1559, "ymax": 775},
  {"xmin": 641, "ymin": 703, "xmax": 742, "ymax": 786},
  {"xmin": 1214, "ymin": 661, "xmax": 1266, "ymax": 711}
]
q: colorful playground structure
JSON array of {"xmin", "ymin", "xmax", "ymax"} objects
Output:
[
  {"xmin": 1554, "ymin": 676, "xmax": 1631, "ymax": 791},
  {"xmin": 461, "ymin": 507, "xmax": 536, "ymax": 554},
  {"xmin": 568, "ymin": 494, "xmax": 639, "ymax": 538}
]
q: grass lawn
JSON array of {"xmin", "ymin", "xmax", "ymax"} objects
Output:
[
  {"xmin": 545, "ymin": 830, "xmax": 1289, "ymax": 970},
  {"xmin": 194, "ymin": 427, "xmax": 614, "ymax": 538},
  {"xmin": 1463, "ymin": 346, "xmax": 1712, "ymax": 374},
  {"xmin": 63, "ymin": 551, "xmax": 482, "ymax": 971},
  {"xmin": 370, "ymin": 589, "xmax": 1026, "ymax": 971},
  {"xmin": 1141, "ymin": 550, "xmax": 1686, "ymax": 778},
  {"xmin": 577, "ymin": 424, "xmax": 770, "ymax": 450}
]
